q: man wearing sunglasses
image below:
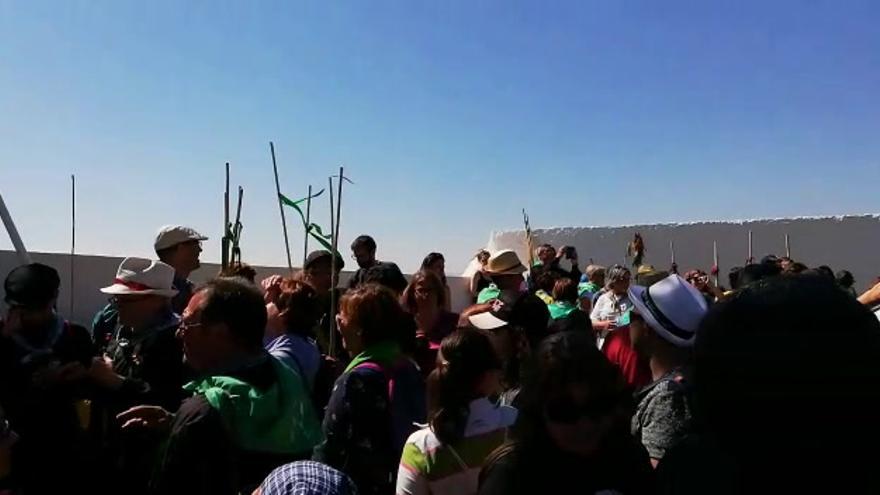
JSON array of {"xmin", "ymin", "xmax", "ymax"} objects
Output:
[{"xmin": 625, "ymin": 273, "xmax": 708, "ymax": 468}]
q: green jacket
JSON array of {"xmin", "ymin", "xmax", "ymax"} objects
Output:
[{"xmin": 183, "ymin": 358, "xmax": 322, "ymax": 454}]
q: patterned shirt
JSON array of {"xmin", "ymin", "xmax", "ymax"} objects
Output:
[
  {"xmin": 397, "ymin": 398, "xmax": 517, "ymax": 495},
  {"xmin": 632, "ymin": 368, "xmax": 693, "ymax": 460},
  {"xmin": 259, "ymin": 461, "xmax": 359, "ymax": 495}
]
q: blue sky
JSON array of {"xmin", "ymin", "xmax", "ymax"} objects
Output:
[{"xmin": 1, "ymin": 1, "xmax": 878, "ymax": 273}]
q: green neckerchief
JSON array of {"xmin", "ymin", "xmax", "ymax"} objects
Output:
[
  {"xmin": 344, "ymin": 340, "xmax": 402, "ymax": 374},
  {"xmin": 549, "ymin": 301, "xmax": 579, "ymax": 320}
]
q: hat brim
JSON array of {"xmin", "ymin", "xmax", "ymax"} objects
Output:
[
  {"xmin": 100, "ymin": 285, "xmax": 179, "ymax": 298},
  {"xmin": 155, "ymin": 235, "xmax": 209, "ymax": 251},
  {"xmin": 468, "ymin": 311, "xmax": 508, "ymax": 330},
  {"xmin": 486, "ymin": 264, "xmax": 527, "ymax": 277},
  {"xmin": 628, "ymin": 285, "xmax": 694, "ymax": 348}
]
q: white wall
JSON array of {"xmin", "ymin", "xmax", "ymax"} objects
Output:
[
  {"xmin": 487, "ymin": 215, "xmax": 880, "ymax": 292},
  {"xmin": 0, "ymin": 251, "xmax": 475, "ymax": 327}
]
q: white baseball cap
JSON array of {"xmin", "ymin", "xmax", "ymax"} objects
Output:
[{"xmin": 154, "ymin": 225, "xmax": 208, "ymax": 251}]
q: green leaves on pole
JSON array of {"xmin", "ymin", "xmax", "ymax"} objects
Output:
[{"xmin": 279, "ymin": 192, "xmax": 335, "ymax": 253}]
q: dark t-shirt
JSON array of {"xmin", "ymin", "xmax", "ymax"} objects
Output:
[
  {"xmin": 0, "ymin": 318, "xmax": 95, "ymax": 492},
  {"xmin": 479, "ymin": 435, "xmax": 655, "ymax": 495},
  {"xmin": 152, "ymin": 359, "xmax": 305, "ymax": 495},
  {"xmin": 348, "ymin": 261, "xmax": 408, "ymax": 292}
]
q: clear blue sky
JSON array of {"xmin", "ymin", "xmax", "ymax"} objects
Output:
[{"xmin": 1, "ymin": 1, "xmax": 878, "ymax": 273}]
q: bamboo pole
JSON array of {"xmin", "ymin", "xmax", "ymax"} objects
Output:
[
  {"xmin": 69, "ymin": 175, "xmax": 75, "ymax": 317},
  {"xmin": 328, "ymin": 176, "xmax": 337, "ymax": 357},
  {"xmin": 270, "ymin": 142, "xmax": 294, "ymax": 272},
  {"xmin": 303, "ymin": 185, "xmax": 312, "ymax": 266}
]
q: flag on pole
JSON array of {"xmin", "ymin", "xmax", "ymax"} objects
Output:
[{"xmin": 279, "ymin": 192, "xmax": 335, "ymax": 253}]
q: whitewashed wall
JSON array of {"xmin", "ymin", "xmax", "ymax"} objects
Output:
[
  {"xmin": 487, "ymin": 215, "xmax": 880, "ymax": 292},
  {"xmin": 0, "ymin": 251, "xmax": 475, "ymax": 327}
]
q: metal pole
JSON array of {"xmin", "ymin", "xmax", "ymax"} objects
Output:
[
  {"xmin": 748, "ymin": 230, "xmax": 753, "ymax": 263},
  {"xmin": 70, "ymin": 175, "xmax": 75, "ymax": 317},
  {"xmin": 334, "ymin": 167, "xmax": 344, "ymax": 262},
  {"xmin": 670, "ymin": 240, "xmax": 677, "ymax": 274},
  {"xmin": 270, "ymin": 142, "xmax": 294, "ymax": 272},
  {"xmin": 233, "ymin": 186, "xmax": 243, "ymax": 264},
  {"xmin": 328, "ymin": 176, "xmax": 337, "ymax": 357},
  {"xmin": 0, "ymin": 193, "xmax": 31, "ymax": 264},
  {"xmin": 222, "ymin": 162, "xmax": 230, "ymax": 271},
  {"xmin": 303, "ymin": 185, "xmax": 312, "ymax": 266},
  {"xmin": 785, "ymin": 234, "xmax": 791, "ymax": 259},
  {"xmin": 713, "ymin": 240, "xmax": 720, "ymax": 287}
]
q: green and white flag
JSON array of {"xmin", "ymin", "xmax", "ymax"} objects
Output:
[{"xmin": 279, "ymin": 192, "xmax": 335, "ymax": 253}]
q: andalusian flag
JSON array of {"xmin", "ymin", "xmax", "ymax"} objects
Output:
[{"xmin": 278, "ymin": 192, "xmax": 335, "ymax": 253}]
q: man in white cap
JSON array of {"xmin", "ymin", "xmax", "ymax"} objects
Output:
[
  {"xmin": 476, "ymin": 250, "xmax": 528, "ymax": 303},
  {"xmin": 624, "ymin": 273, "xmax": 708, "ymax": 467},
  {"xmin": 87, "ymin": 257, "xmax": 191, "ymax": 493},
  {"xmin": 154, "ymin": 225, "xmax": 208, "ymax": 314}
]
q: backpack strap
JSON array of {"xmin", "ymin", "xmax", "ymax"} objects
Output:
[{"xmin": 354, "ymin": 361, "xmax": 395, "ymax": 401}]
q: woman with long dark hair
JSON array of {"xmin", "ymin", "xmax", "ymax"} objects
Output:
[
  {"xmin": 401, "ymin": 271, "xmax": 460, "ymax": 374},
  {"xmin": 397, "ymin": 328, "xmax": 513, "ymax": 495},
  {"xmin": 478, "ymin": 331, "xmax": 654, "ymax": 494},
  {"xmin": 421, "ymin": 253, "xmax": 452, "ymax": 311}
]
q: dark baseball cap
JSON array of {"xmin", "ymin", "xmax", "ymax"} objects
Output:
[
  {"xmin": 4, "ymin": 263, "xmax": 61, "ymax": 308},
  {"xmin": 304, "ymin": 250, "xmax": 344, "ymax": 271},
  {"xmin": 468, "ymin": 290, "xmax": 550, "ymax": 334}
]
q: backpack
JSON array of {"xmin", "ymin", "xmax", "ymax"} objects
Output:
[{"xmin": 354, "ymin": 357, "xmax": 426, "ymax": 454}]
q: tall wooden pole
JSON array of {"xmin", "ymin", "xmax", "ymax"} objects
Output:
[
  {"xmin": 748, "ymin": 230, "xmax": 753, "ymax": 263},
  {"xmin": 713, "ymin": 240, "xmax": 720, "ymax": 287},
  {"xmin": 328, "ymin": 176, "xmax": 337, "ymax": 357},
  {"xmin": 303, "ymin": 185, "xmax": 312, "ymax": 266},
  {"xmin": 270, "ymin": 142, "xmax": 293, "ymax": 272},
  {"xmin": 222, "ymin": 162, "xmax": 230, "ymax": 271},
  {"xmin": 69, "ymin": 174, "xmax": 75, "ymax": 317}
]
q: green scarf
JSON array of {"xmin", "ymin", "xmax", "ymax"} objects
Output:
[
  {"xmin": 344, "ymin": 340, "xmax": 402, "ymax": 374},
  {"xmin": 549, "ymin": 301, "xmax": 579, "ymax": 320}
]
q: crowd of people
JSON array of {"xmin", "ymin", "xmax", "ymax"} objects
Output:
[{"xmin": 3, "ymin": 224, "xmax": 880, "ymax": 495}]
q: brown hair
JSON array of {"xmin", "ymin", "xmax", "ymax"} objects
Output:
[
  {"xmin": 552, "ymin": 278, "xmax": 578, "ymax": 303},
  {"xmin": 219, "ymin": 262, "xmax": 257, "ymax": 283},
  {"xmin": 401, "ymin": 270, "xmax": 447, "ymax": 314},
  {"xmin": 274, "ymin": 278, "xmax": 321, "ymax": 337},
  {"xmin": 428, "ymin": 328, "xmax": 501, "ymax": 444},
  {"xmin": 340, "ymin": 283, "xmax": 406, "ymax": 347}
]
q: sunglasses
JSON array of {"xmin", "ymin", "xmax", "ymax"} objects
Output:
[{"xmin": 544, "ymin": 394, "xmax": 620, "ymax": 424}]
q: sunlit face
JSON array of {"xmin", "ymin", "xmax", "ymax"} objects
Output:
[
  {"xmin": 177, "ymin": 240, "xmax": 203, "ymax": 272},
  {"xmin": 538, "ymin": 247, "xmax": 557, "ymax": 266},
  {"xmin": 176, "ymin": 291, "xmax": 221, "ymax": 372},
  {"xmin": 414, "ymin": 280, "xmax": 438, "ymax": 306},
  {"xmin": 115, "ymin": 294, "xmax": 166, "ymax": 327},
  {"xmin": 336, "ymin": 308, "xmax": 363, "ymax": 356},
  {"xmin": 305, "ymin": 260, "xmax": 333, "ymax": 294},
  {"xmin": 610, "ymin": 273, "xmax": 631, "ymax": 295},
  {"xmin": 352, "ymin": 246, "xmax": 375, "ymax": 269}
]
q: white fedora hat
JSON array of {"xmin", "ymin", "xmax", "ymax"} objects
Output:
[
  {"xmin": 101, "ymin": 257, "xmax": 179, "ymax": 297},
  {"xmin": 485, "ymin": 250, "xmax": 527, "ymax": 276},
  {"xmin": 628, "ymin": 274, "xmax": 708, "ymax": 347}
]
